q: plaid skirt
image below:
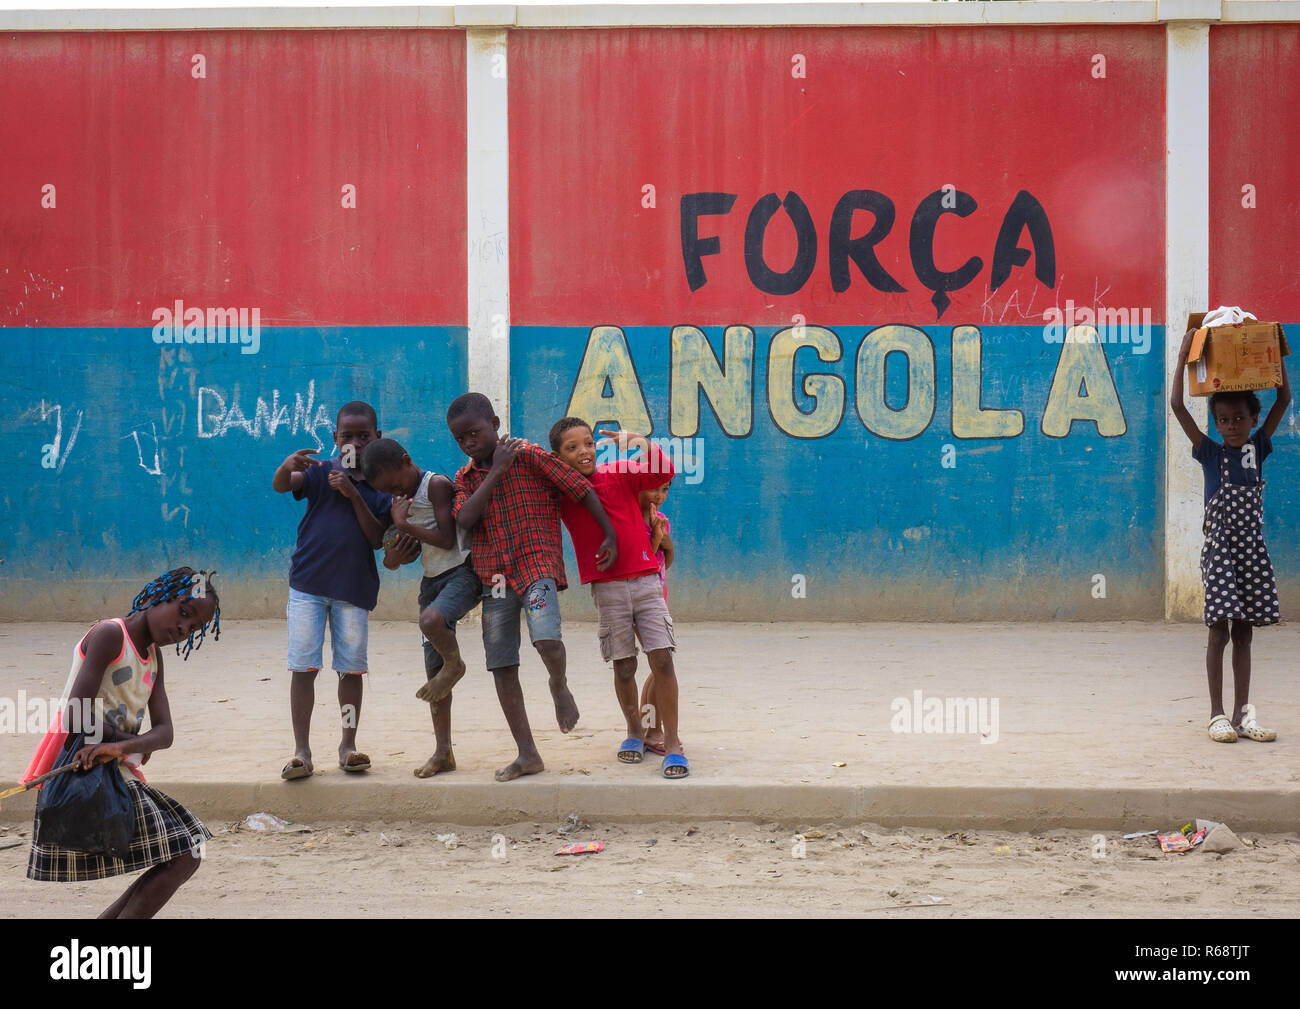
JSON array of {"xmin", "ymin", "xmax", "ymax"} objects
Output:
[{"xmin": 27, "ymin": 778, "xmax": 211, "ymax": 882}]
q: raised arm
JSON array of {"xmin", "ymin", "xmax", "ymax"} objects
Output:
[
  {"xmin": 328, "ymin": 468, "xmax": 385, "ymax": 549},
  {"xmin": 1261, "ymin": 347, "xmax": 1291, "ymax": 440},
  {"xmin": 272, "ymin": 447, "xmax": 319, "ymax": 493},
  {"xmin": 651, "ymin": 513, "xmax": 674, "ymax": 570},
  {"xmin": 455, "ymin": 438, "xmax": 524, "ymax": 530},
  {"xmin": 394, "ymin": 476, "xmax": 457, "ymax": 550},
  {"xmin": 1170, "ymin": 328, "xmax": 1205, "ymax": 449}
]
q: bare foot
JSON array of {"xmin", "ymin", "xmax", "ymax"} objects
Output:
[
  {"xmin": 550, "ymin": 683, "xmax": 579, "ymax": 733},
  {"xmin": 414, "ymin": 750, "xmax": 456, "ymax": 778},
  {"xmin": 495, "ymin": 754, "xmax": 544, "ymax": 782},
  {"xmin": 416, "ymin": 656, "xmax": 466, "ymax": 704}
]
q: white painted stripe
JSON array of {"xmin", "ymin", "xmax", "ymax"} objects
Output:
[
  {"xmin": 466, "ymin": 27, "xmax": 512, "ymax": 429},
  {"xmin": 1222, "ymin": 0, "xmax": 1300, "ymax": 20},
  {"xmin": 1158, "ymin": 0, "xmax": 1221, "ymax": 21},
  {"xmin": 515, "ymin": 2, "xmax": 1163, "ymax": 28},
  {"xmin": 9, "ymin": 2, "xmax": 1300, "ymax": 32},
  {"xmin": 0, "ymin": 7, "xmax": 458, "ymax": 30},
  {"xmin": 1164, "ymin": 22, "xmax": 1210, "ymax": 621}
]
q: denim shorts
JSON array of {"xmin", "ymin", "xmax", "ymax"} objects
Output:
[
  {"xmin": 286, "ymin": 587, "xmax": 369, "ymax": 674},
  {"xmin": 417, "ymin": 561, "xmax": 483, "ymax": 677},
  {"xmin": 480, "ymin": 578, "xmax": 561, "ymax": 670}
]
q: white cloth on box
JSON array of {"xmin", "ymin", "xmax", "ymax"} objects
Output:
[{"xmin": 1202, "ymin": 306, "xmax": 1257, "ymax": 328}]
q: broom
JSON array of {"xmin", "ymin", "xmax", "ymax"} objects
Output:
[{"xmin": 0, "ymin": 763, "xmax": 79, "ymax": 811}]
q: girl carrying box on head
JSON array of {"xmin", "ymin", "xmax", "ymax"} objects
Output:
[{"xmin": 1172, "ymin": 327, "xmax": 1290, "ymax": 743}]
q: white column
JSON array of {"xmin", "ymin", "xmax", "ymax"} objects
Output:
[
  {"xmin": 1164, "ymin": 20, "xmax": 1212, "ymax": 620},
  {"xmin": 465, "ymin": 26, "xmax": 511, "ymax": 429}
]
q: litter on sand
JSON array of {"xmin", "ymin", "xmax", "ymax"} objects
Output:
[
  {"xmin": 1123, "ymin": 830, "xmax": 1158, "ymax": 840},
  {"xmin": 556, "ymin": 841, "xmax": 604, "ymax": 856},
  {"xmin": 1201, "ymin": 823, "xmax": 1241, "ymax": 853},
  {"xmin": 1157, "ymin": 824, "xmax": 1208, "ymax": 853},
  {"xmin": 242, "ymin": 812, "xmax": 312, "ymax": 833},
  {"xmin": 436, "ymin": 833, "xmax": 459, "ymax": 850},
  {"xmin": 557, "ymin": 813, "xmax": 591, "ymax": 836}
]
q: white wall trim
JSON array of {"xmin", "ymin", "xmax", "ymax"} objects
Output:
[
  {"xmin": 465, "ymin": 27, "xmax": 511, "ymax": 429},
  {"xmin": 1164, "ymin": 22, "xmax": 1211, "ymax": 621},
  {"xmin": 2, "ymin": 2, "xmax": 1296, "ymax": 33}
]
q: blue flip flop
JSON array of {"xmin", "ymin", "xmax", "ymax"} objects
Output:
[
  {"xmin": 617, "ymin": 738, "xmax": 645, "ymax": 764},
  {"xmin": 662, "ymin": 753, "xmax": 689, "ymax": 779}
]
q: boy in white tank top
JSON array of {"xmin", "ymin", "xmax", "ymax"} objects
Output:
[{"xmin": 363, "ymin": 439, "xmax": 483, "ymax": 777}]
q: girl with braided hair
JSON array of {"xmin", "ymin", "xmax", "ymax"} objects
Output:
[{"xmin": 21, "ymin": 566, "xmax": 220, "ymax": 917}]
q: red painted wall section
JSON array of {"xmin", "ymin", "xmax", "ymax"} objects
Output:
[
  {"xmin": 1209, "ymin": 25, "xmax": 1300, "ymax": 321},
  {"xmin": 0, "ymin": 30, "xmax": 467, "ymax": 327},
  {"xmin": 510, "ymin": 26, "xmax": 1166, "ymax": 327}
]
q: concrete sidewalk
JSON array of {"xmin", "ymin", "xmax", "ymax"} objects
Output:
[{"xmin": 1, "ymin": 621, "xmax": 1297, "ymax": 830}]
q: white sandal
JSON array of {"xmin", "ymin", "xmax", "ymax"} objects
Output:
[
  {"xmin": 1208, "ymin": 714, "xmax": 1238, "ymax": 743},
  {"xmin": 1234, "ymin": 704, "xmax": 1277, "ymax": 742}
]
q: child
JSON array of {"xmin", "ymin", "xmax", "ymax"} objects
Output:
[
  {"xmin": 638, "ymin": 479, "xmax": 673, "ymax": 754},
  {"xmin": 550, "ymin": 418, "xmax": 688, "ymax": 778},
  {"xmin": 22, "ymin": 567, "xmax": 220, "ymax": 918},
  {"xmin": 1171, "ymin": 327, "xmax": 1290, "ymax": 742},
  {"xmin": 272, "ymin": 401, "xmax": 391, "ymax": 778},
  {"xmin": 362, "ymin": 437, "xmax": 482, "ymax": 778},
  {"xmin": 447, "ymin": 392, "xmax": 618, "ymax": 782},
  {"xmin": 642, "ymin": 482, "xmax": 673, "ymax": 597}
]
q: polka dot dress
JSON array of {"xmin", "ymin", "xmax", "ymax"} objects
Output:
[{"xmin": 1200, "ymin": 441, "xmax": 1280, "ymax": 627}]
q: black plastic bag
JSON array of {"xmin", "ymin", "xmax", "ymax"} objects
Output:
[{"xmin": 36, "ymin": 730, "xmax": 136, "ymax": 857}]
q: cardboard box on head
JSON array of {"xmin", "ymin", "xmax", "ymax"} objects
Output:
[{"xmin": 1186, "ymin": 312, "xmax": 1290, "ymax": 397}]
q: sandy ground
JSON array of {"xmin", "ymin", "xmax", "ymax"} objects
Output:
[
  {"xmin": 2, "ymin": 619, "xmax": 1298, "ymax": 793},
  {"xmin": 2, "ymin": 619, "xmax": 1299, "ymax": 918},
  {"xmin": 3, "ymin": 818, "xmax": 1298, "ymax": 919}
]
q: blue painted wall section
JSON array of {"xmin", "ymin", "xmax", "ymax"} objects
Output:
[
  {"xmin": 512, "ymin": 324, "xmax": 1167, "ymax": 620},
  {"xmin": 2, "ymin": 327, "xmax": 468, "ymax": 618}
]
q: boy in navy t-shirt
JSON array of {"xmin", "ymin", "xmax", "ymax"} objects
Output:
[{"xmin": 272, "ymin": 401, "xmax": 392, "ymax": 779}]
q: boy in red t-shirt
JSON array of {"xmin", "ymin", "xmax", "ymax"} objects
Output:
[{"xmin": 550, "ymin": 418, "xmax": 688, "ymax": 778}]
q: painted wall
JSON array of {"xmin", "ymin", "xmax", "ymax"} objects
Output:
[
  {"xmin": 1201, "ymin": 24, "xmax": 1300, "ymax": 618},
  {"xmin": 509, "ymin": 26, "xmax": 1168, "ymax": 619},
  {"xmin": 1, "ymin": 16, "xmax": 1295, "ymax": 622},
  {"xmin": 0, "ymin": 30, "xmax": 469, "ymax": 619}
]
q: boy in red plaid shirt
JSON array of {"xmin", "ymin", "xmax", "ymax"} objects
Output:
[{"xmin": 448, "ymin": 393, "xmax": 618, "ymax": 782}]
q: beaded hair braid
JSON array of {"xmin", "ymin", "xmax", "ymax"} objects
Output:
[{"xmin": 129, "ymin": 567, "xmax": 221, "ymax": 660}]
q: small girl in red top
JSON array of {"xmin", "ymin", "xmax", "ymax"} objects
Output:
[
  {"xmin": 637, "ymin": 480, "xmax": 674, "ymax": 754},
  {"xmin": 640, "ymin": 482, "xmax": 673, "ymax": 599}
]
